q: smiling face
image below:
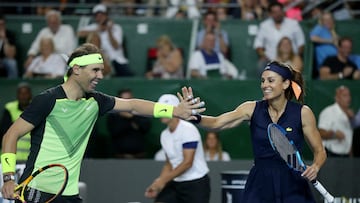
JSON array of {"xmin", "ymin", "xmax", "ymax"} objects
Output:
[
  {"xmin": 75, "ymin": 63, "xmax": 104, "ymax": 93},
  {"xmin": 261, "ymin": 70, "xmax": 289, "ymax": 100}
]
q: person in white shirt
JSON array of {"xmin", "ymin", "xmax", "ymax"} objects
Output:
[
  {"xmin": 145, "ymin": 94, "xmax": 210, "ymax": 203},
  {"xmin": 154, "ymin": 148, "xmax": 166, "ymax": 161},
  {"xmin": 204, "ymin": 131, "xmax": 231, "ymax": 161},
  {"xmin": 23, "ymin": 37, "xmax": 66, "ymax": 78},
  {"xmin": 78, "ymin": 4, "xmax": 133, "ymax": 77},
  {"xmin": 253, "ymin": 2, "xmax": 305, "ymax": 75},
  {"xmin": 196, "ymin": 11, "xmax": 229, "ymax": 56},
  {"xmin": 189, "ymin": 32, "xmax": 228, "ymax": 79},
  {"xmin": 318, "ymin": 85, "xmax": 354, "ymax": 157},
  {"xmin": 24, "ymin": 10, "xmax": 76, "ymax": 68}
]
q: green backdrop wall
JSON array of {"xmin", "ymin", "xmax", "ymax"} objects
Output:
[{"xmin": 1, "ymin": 79, "xmax": 359, "ymax": 160}]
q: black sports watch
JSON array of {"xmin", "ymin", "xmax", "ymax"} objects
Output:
[{"xmin": 3, "ymin": 174, "xmax": 15, "ymax": 183}]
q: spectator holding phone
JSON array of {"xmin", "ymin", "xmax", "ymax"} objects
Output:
[
  {"xmin": 78, "ymin": 4, "xmax": 133, "ymax": 77},
  {"xmin": 196, "ymin": 11, "xmax": 229, "ymax": 57}
]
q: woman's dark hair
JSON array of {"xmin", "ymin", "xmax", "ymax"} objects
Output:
[{"xmin": 268, "ymin": 61, "xmax": 305, "ymax": 103}]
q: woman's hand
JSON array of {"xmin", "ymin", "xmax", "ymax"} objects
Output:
[{"xmin": 174, "ymin": 87, "xmax": 206, "ymax": 120}]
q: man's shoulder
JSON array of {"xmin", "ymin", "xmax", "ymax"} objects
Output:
[
  {"xmin": 60, "ymin": 24, "xmax": 75, "ymax": 31},
  {"xmin": 320, "ymin": 103, "xmax": 337, "ymax": 114},
  {"xmin": 284, "ymin": 17, "xmax": 300, "ymax": 24},
  {"xmin": 259, "ymin": 18, "xmax": 272, "ymax": 26},
  {"xmin": 191, "ymin": 50, "xmax": 202, "ymax": 57},
  {"xmin": 323, "ymin": 55, "xmax": 339, "ymax": 64}
]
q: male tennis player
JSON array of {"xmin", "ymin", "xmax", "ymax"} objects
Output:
[
  {"xmin": 145, "ymin": 94, "xmax": 210, "ymax": 203},
  {"xmin": 1, "ymin": 43, "xmax": 205, "ymax": 203}
]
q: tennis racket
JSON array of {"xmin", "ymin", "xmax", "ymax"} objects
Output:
[
  {"xmin": 13, "ymin": 163, "xmax": 68, "ymax": 203},
  {"xmin": 267, "ymin": 123, "xmax": 335, "ymax": 203}
]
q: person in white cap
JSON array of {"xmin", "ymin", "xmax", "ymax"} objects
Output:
[
  {"xmin": 78, "ymin": 4, "xmax": 133, "ymax": 77},
  {"xmin": 145, "ymin": 94, "xmax": 210, "ymax": 203}
]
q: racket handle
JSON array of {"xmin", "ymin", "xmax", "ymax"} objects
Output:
[{"xmin": 312, "ymin": 180, "xmax": 335, "ymax": 203}]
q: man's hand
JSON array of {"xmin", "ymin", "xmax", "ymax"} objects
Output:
[
  {"xmin": 144, "ymin": 178, "xmax": 165, "ymax": 199},
  {"xmin": 1, "ymin": 180, "xmax": 17, "ymax": 200},
  {"xmin": 174, "ymin": 87, "xmax": 205, "ymax": 120}
]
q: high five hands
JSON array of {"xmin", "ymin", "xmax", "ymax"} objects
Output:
[{"xmin": 175, "ymin": 87, "xmax": 205, "ymax": 121}]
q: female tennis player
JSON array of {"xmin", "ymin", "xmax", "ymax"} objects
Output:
[
  {"xmin": 190, "ymin": 61, "xmax": 327, "ymax": 202},
  {"xmin": 1, "ymin": 43, "xmax": 205, "ymax": 203}
]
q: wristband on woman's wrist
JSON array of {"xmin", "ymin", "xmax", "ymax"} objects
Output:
[{"xmin": 189, "ymin": 114, "xmax": 202, "ymax": 124}]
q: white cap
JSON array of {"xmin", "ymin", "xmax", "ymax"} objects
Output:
[
  {"xmin": 92, "ymin": 4, "xmax": 107, "ymax": 14},
  {"xmin": 158, "ymin": 94, "xmax": 179, "ymax": 106}
]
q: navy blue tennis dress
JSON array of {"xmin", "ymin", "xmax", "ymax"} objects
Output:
[{"xmin": 241, "ymin": 100, "xmax": 316, "ymax": 203}]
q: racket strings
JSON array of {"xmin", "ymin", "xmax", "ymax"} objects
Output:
[
  {"xmin": 269, "ymin": 127, "xmax": 303, "ymax": 171},
  {"xmin": 24, "ymin": 165, "xmax": 68, "ymax": 202},
  {"xmin": 25, "ymin": 187, "xmax": 42, "ymax": 203}
]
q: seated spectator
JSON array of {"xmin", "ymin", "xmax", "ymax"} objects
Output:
[
  {"xmin": 203, "ymin": 131, "xmax": 231, "ymax": 161},
  {"xmin": 78, "ymin": 4, "xmax": 133, "ymax": 77},
  {"xmin": 23, "ymin": 37, "xmax": 66, "ymax": 79},
  {"xmin": 310, "ymin": 11, "xmax": 339, "ymax": 70},
  {"xmin": 86, "ymin": 32, "xmax": 112, "ymax": 77},
  {"xmin": 107, "ymin": 88, "xmax": 152, "ymax": 159},
  {"xmin": 145, "ymin": 35, "xmax": 183, "ymax": 79},
  {"xmin": 196, "ymin": 11, "xmax": 229, "ymax": 57},
  {"xmin": 319, "ymin": 37, "xmax": 360, "ymax": 80},
  {"xmin": 24, "ymin": 10, "xmax": 76, "ymax": 69},
  {"xmin": 254, "ymin": 2, "xmax": 305, "ymax": 75},
  {"xmin": 0, "ymin": 14, "xmax": 18, "ymax": 78},
  {"xmin": 318, "ymin": 85, "xmax": 354, "ymax": 157},
  {"xmin": 189, "ymin": 32, "xmax": 228, "ymax": 79},
  {"xmin": 275, "ymin": 37, "xmax": 303, "ymax": 73}
]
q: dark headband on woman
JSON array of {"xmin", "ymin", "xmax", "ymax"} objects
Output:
[{"xmin": 263, "ymin": 63, "xmax": 302, "ymax": 100}]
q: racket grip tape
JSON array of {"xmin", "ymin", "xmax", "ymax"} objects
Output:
[{"xmin": 312, "ymin": 180, "xmax": 335, "ymax": 203}]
